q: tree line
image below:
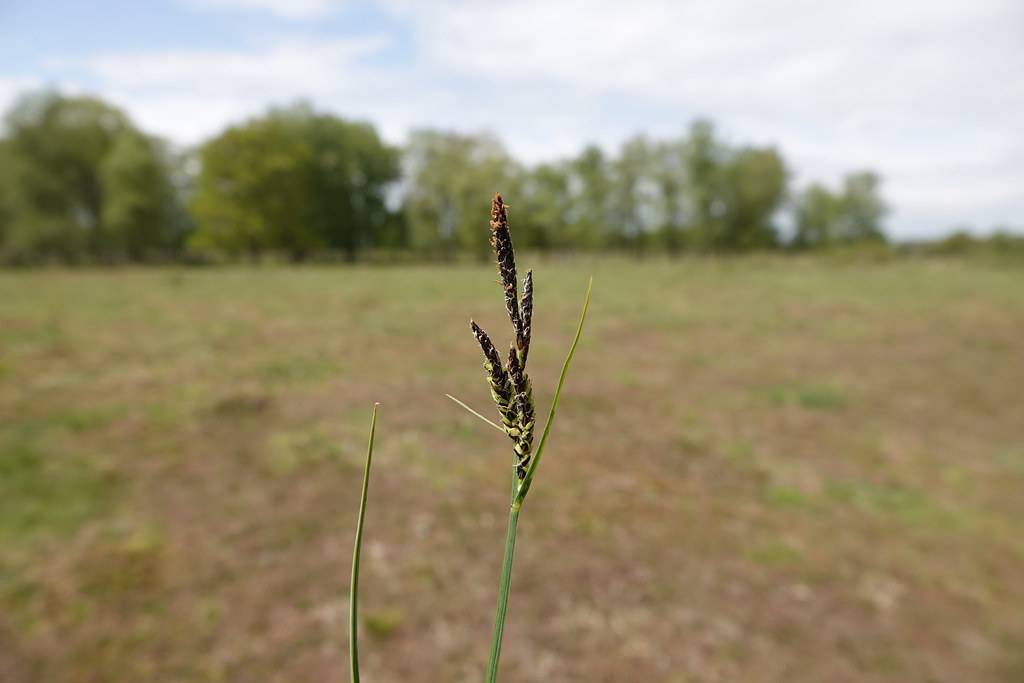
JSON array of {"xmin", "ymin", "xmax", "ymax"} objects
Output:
[{"xmin": 0, "ymin": 90, "xmax": 891, "ymax": 264}]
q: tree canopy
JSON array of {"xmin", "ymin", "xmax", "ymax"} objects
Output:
[
  {"xmin": 0, "ymin": 91, "xmax": 181, "ymax": 262},
  {"xmin": 793, "ymin": 171, "xmax": 888, "ymax": 249},
  {"xmin": 403, "ymin": 129, "xmax": 521, "ymax": 259},
  {"xmin": 0, "ymin": 89, "xmax": 898, "ymax": 263},
  {"xmin": 189, "ymin": 104, "xmax": 399, "ymax": 261}
]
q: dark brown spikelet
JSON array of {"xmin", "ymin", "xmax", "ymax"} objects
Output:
[
  {"xmin": 518, "ymin": 270, "xmax": 533, "ymax": 365},
  {"xmin": 507, "ymin": 341, "xmax": 535, "ymax": 479},
  {"xmin": 470, "ymin": 320, "xmax": 518, "ymax": 436},
  {"xmin": 490, "ymin": 193, "xmax": 522, "ymax": 338}
]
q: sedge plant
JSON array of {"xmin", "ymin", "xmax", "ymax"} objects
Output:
[{"xmin": 347, "ymin": 193, "xmax": 591, "ymax": 682}]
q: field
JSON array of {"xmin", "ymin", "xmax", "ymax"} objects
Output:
[{"xmin": 1, "ymin": 257, "xmax": 1023, "ymax": 682}]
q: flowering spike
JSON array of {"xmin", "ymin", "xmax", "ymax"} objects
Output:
[
  {"xmin": 490, "ymin": 194, "xmax": 522, "ymax": 340},
  {"xmin": 507, "ymin": 341, "xmax": 535, "ymax": 479},
  {"xmin": 519, "ymin": 270, "xmax": 533, "ymax": 365},
  {"xmin": 470, "ymin": 320, "xmax": 518, "ymax": 437}
]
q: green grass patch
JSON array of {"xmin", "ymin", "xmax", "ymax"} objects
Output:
[
  {"xmin": 0, "ymin": 429, "xmax": 119, "ymax": 543},
  {"xmin": 364, "ymin": 609, "xmax": 404, "ymax": 639},
  {"xmin": 265, "ymin": 426, "xmax": 346, "ymax": 475},
  {"xmin": 746, "ymin": 540, "xmax": 803, "ymax": 567},
  {"xmin": 769, "ymin": 382, "xmax": 848, "ymax": 410},
  {"xmin": 50, "ymin": 405, "xmax": 123, "ymax": 433},
  {"xmin": 824, "ymin": 480, "xmax": 953, "ymax": 529},
  {"xmin": 259, "ymin": 354, "xmax": 343, "ymax": 385},
  {"xmin": 764, "ymin": 486, "xmax": 815, "ymax": 509}
]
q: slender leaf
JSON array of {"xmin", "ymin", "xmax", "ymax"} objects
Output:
[
  {"xmin": 516, "ymin": 277, "xmax": 592, "ymax": 503},
  {"xmin": 349, "ymin": 403, "xmax": 379, "ymax": 683}
]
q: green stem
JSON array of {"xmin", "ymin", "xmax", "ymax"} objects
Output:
[
  {"xmin": 484, "ymin": 500, "xmax": 521, "ymax": 683},
  {"xmin": 349, "ymin": 404, "xmax": 379, "ymax": 683}
]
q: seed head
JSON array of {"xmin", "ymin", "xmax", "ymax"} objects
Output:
[
  {"xmin": 518, "ymin": 270, "xmax": 533, "ymax": 365},
  {"xmin": 470, "ymin": 320, "xmax": 518, "ymax": 436},
  {"xmin": 471, "ymin": 319, "xmax": 504, "ymax": 378},
  {"xmin": 490, "ymin": 193, "xmax": 522, "ymax": 339},
  {"xmin": 507, "ymin": 341, "xmax": 536, "ymax": 479}
]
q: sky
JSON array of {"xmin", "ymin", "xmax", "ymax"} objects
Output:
[{"xmin": 1, "ymin": 0, "xmax": 1021, "ymax": 238}]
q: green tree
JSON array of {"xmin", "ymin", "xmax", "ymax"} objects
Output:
[
  {"xmin": 190, "ymin": 104, "xmax": 398, "ymax": 260},
  {"xmin": 3, "ymin": 93, "xmax": 110, "ymax": 260},
  {"xmin": 933, "ymin": 228, "xmax": 977, "ymax": 255},
  {"xmin": 567, "ymin": 145, "xmax": 613, "ymax": 249},
  {"xmin": 0, "ymin": 91, "xmax": 181, "ymax": 263},
  {"xmin": 518, "ymin": 162, "xmax": 571, "ymax": 249},
  {"xmin": 0, "ymin": 140, "xmax": 13, "ymax": 251},
  {"xmin": 791, "ymin": 171, "xmax": 887, "ymax": 249},
  {"xmin": 100, "ymin": 131, "xmax": 182, "ymax": 259},
  {"xmin": 650, "ymin": 140, "xmax": 687, "ymax": 254},
  {"xmin": 716, "ymin": 146, "xmax": 787, "ymax": 250},
  {"xmin": 681, "ymin": 120, "xmax": 724, "ymax": 250},
  {"xmin": 191, "ymin": 114, "xmax": 314, "ymax": 257},
  {"xmin": 793, "ymin": 183, "xmax": 839, "ymax": 249},
  {"xmin": 834, "ymin": 171, "xmax": 887, "ymax": 243},
  {"xmin": 609, "ymin": 135, "xmax": 659, "ymax": 251},
  {"xmin": 403, "ymin": 130, "xmax": 520, "ymax": 259},
  {"xmin": 306, "ymin": 110, "xmax": 400, "ymax": 256}
]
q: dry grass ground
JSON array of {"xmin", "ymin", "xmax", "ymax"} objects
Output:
[{"xmin": 1, "ymin": 257, "xmax": 1022, "ymax": 682}]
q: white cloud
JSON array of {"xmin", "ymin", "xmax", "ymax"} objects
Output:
[
  {"xmin": 180, "ymin": 0, "xmax": 344, "ymax": 20},
  {"xmin": 77, "ymin": 35, "xmax": 399, "ymax": 143},
  {"xmin": 68, "ymin": 32, "xmax": 582, "ymax": 156},
  {"xmin": 87, "ymin": 35, "xmax": 389, "ymax": 95},
  {"xmin": 384, "ymin": 0, "xmax": 1024, "ymax": 235}
]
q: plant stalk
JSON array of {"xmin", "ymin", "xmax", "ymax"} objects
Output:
[
  {"xmin": 484, "ymin": 499, "xmax": 521, "ymax": 683},
  {"xmin": 349, "ymin": 404, "xmax": 379, "ymax": 683}
]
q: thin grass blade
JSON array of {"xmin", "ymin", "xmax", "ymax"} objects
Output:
[
  {"xmin": 516, "ymin": 277, "xmax": 592, "ymax": 503},
  {"xmin": 349, "ymin": 403, "xmax": 379, "ymax": 683}
]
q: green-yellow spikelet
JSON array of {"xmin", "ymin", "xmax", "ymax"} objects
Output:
[
  {"xmin": 507, "ymin": 341, "xmax": 535, "ymax": 479},
  {"xmin": 470, "ymin": 320, "xmax": 519, "ymax": 438}
]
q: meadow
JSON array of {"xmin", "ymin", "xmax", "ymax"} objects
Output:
[{"xmin": 1, "ymin": 257, "xmax": 1022, "ymax": 682}]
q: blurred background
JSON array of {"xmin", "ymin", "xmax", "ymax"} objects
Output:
[{"xmin": 1, "ymin": 1, "xmax": 1022, "ymax": 681}]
